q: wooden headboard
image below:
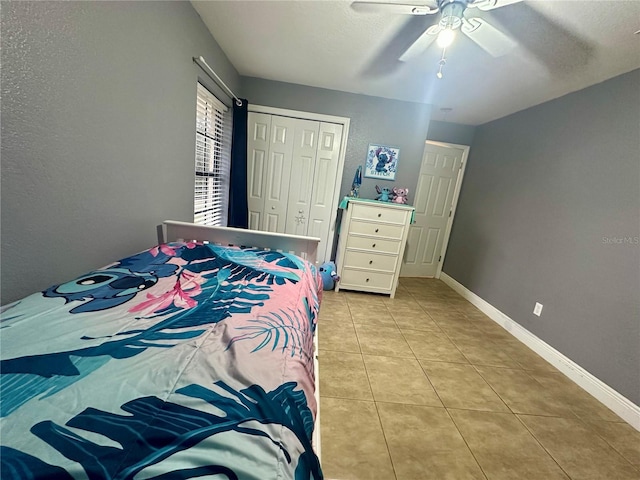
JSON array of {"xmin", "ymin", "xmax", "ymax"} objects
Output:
[{"xmin": 161, "ymin": 221, "xmax": 321, "ymax": 264}]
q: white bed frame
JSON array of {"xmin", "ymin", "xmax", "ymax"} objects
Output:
[
  {"xmin": 161, "ymin": 221, "xmax": 323, "ymax": 461},
  {"xmin": 162, "ymin": 220, "xmax": 320, "ymax": 265}
]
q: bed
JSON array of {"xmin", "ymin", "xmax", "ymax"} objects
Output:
[{"xmin": 0, "ymin": 221, "xmax": 324, "ymax": 480}]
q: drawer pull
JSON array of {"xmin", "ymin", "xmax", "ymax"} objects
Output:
[
  {"xmin": 366, "ymin": 278, "xmax": 370, "ymax": 282},
  {"xmin": 369, "ymin": 260, "xmax": 373, "ymax": 265},
  {"xmin": 377, "ymin": 213, "xmax": 382, "ymax": 217},
  {"xmin": 372, "ymin": 243, "xmax": 376, "ymax": 248},
  {"xmin": 375, "ymin": 228, "xmax": 379, "ymax": 233}
]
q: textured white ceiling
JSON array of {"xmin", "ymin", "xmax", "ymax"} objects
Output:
[{"xmin": 192, "ymin": 0, "xmax": 640, "ymax": 125}]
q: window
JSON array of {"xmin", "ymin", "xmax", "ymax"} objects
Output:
[{"xmin": 194, "ymin": 83, "xmax": 232, "ymax": 226}]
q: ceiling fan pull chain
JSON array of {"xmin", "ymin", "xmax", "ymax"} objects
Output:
[{"xmin": 436, "ymin": 48, "xmax": 447, "ymax": 79}]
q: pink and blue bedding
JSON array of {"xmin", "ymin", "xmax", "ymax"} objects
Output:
[{"xmin": 0, "ymin": 242, "xmax": 323, "ymax": 479}]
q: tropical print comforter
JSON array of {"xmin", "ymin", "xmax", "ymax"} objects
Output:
[{"xmin": 0, "ymin": 242, "xmax": 323, "ymax": 479}]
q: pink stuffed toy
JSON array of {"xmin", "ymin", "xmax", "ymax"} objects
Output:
[{"xmin": 392, "ymin": 187, "xmax": 409, "ymax": 204}]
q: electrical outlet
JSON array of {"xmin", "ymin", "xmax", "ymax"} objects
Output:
[{"xmin": 533, "ymin": 302, "xmax": 543, "ymax": 316}]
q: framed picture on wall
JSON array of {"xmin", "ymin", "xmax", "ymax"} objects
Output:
[{"xmin": 364, "ymin": 144, "xmax": 399, "ymax": 181}]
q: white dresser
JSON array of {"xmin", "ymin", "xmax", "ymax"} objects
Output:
[{"xmin": 335, "ymin": 199, "xmax": 414, "ymax": 298}]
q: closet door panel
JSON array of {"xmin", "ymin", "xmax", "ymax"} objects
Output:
[
  {"xmin": 247, "ymin": 113, "xmax": 271, "ymax": 230},
  {"xmin": 308, "ymin": 122, "xmax": 344, "ymax": 261},
  {"xmin": 263, "ymin": 116, "xmax": 296, "ymax": 233},
  {"xmin": 286, "ymin": 120, "xmax": 320, "ymax": 236}
]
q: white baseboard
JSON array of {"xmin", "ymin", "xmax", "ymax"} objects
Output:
[{"xmin": 440, "ymin": 272, "xmax": 640, "ymax": 431}]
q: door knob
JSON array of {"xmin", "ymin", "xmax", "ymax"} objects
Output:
[
  {"xmin": 271, "ymin": 205, "xmax": 276, "ymax": 210},
  {"xmin": 299, "ymin": 209, "xmax": 303, "ymax": 213}
]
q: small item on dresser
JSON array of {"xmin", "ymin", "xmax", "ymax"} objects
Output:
[
  {"xmin": 375, "ymin": 185, "xmax": 394, "ymax": 202},
  {"xmin": 319, "ymin": 261, "xmax": 340, "ymax": 290},
  {"xmin": 349, "ymin": 165, "xmax": 362, "ymax": 197},
  {"xmin": 392, "ymin": 187, "xmax": 409, "ymax": 204}
]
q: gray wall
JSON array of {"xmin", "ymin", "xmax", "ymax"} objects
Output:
[
  {"xmin": 240, "ymin": 77, "xmax": 432, "ymax": 202},
  {"xmin": 1, "ymin": 1, "xmax": 239, "ymax": 304},
  {"xmin": 427, "ymin": 120, "xmax": 476, "ymax": 146},
  {"xmin": 443, "ymin": 69, "xmax": 640, "ymax": 404}
]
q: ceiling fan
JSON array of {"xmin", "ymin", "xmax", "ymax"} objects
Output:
[{"xmin": 353, "ymin": 0, "xmax": 523, "ymax": 77}]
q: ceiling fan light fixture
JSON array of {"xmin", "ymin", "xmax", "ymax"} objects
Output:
[{"xmin": 437, "ymin": 27, "xmax": 456, "ymax": 48}]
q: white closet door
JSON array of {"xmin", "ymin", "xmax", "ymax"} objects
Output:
[
  {"xmin": 262, "ymin": 116, "xmax": 297, "ymax": 233},
  {"xmin": 285, "ymin": 120, "xmax": 320, "ymax": 236},
  {"xmin": 247, "ymin": 113, "xmax": 271, "ymax": 230},
  {"xmin": 308, "ymin": 122, "xmax": 344, "ymax": 262}
]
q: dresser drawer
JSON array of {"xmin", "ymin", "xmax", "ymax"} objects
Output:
[
  {"xmin": 348, "ymin": 220, "xmax": 405, "ymax": 240},
  {"xmin": 343, "ymin": 250, "xmax": 398, "ymax": 273},
  {"xmin": 350, "ymin": 203, "xmax": 408, "ymax": 225},
  {"xmin": 346, "ymin": 235, "xmax": 401, "ymax": 254},
  {"xmin": 340, "ymin": 268, "xmax": 395, "ymax": 291}
]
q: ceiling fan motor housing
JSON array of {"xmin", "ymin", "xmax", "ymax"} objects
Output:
[{"xmin": 438, "ymin": 0, "xmax": 470, "ymax": 30}]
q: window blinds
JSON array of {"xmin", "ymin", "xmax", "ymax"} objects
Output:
[{"xmin": 194, "ymin": 83, "xmax": 232, "ymax": 226}]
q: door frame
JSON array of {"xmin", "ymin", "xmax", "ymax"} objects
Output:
[
  {"xmin": 248, "ymin": 104, "xmax": 351, "ymax": 264},
  {"xmin": 418, "ymin": 140, "xmax": 470, "ymax": 279}
]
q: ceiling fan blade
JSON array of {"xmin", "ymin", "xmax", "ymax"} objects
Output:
[
  {"xmin": 470, "ymin": 0, "xmax": 523, "ymax": 12},
  {"xmin": 359, "ymin": 15, "xmax": 438, "ymax": 77},
  {"xmin": 351, "ymin": 2, "xmax": 438, "ymax": 15},
  {"xmin": 399, "ymin": 24, "xmax": 441, "ymax": 62},
  {"xmin": 462, "ymin": 17, "xmax": 517, "ymax": 57}
]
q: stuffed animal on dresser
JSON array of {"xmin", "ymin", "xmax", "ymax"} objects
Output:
[
  {"xmin": 375, "ymin": 185, "xmax": 394, "ymax": 202},
  {"xmin": 392, "ymin": 187, "xmax": 409, "ymax": 204}
]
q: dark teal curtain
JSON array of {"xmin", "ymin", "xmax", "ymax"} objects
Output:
[{"xmin": 227, "ymin": 99, "xmax": 248, "ymax": 228}]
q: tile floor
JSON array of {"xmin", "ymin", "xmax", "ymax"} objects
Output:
[{"xmin": 317, "ymin": 278, "xmax": 640, "ymax": 480}]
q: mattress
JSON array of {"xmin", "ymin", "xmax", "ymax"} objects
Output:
[{"xmin": 0, "ymin": 242, "xmax": 323, "ymax": 479}]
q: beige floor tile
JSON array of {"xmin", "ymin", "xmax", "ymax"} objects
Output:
[
  {"xmin": 319, "ymin": 351, "xmax": 373, "ymax": 400},
  {"xmin": 363, "ymin": 355, "xmax": 442, "ymax": 407},
  {"xmin": 585, "ymin": 419, "xmax": 640, "ymax": 467},
  {"xmin": 350, "ymin": 308, "xmax": 397, "ymax": 328},
  {"xmin": 441, "ymin": 297, "xmax": 470, "ymax": 309},
  {"xmin": 377, "ymin": 402, "xmax": 485, "ymax": 480},
  {"xmin": 471, "ymin": 325, "xmax": 515, "ymax": 343},
  {"xmin": 420, "ymin": 360, "xmax": 510, "ymax": 413},
  {"xmin": 438, "ymin": 323, "xmax": 494, "ymax": 344},
  {"xmin": 383, "ymin": 288, "xmax": 414, "ymax": 301},
  {"xmin": 476, "ymin": 366, "xmax": 576, "ymax": 417},
  {"xmin": 319, "ymin": 279, "xmax": 637, "ymax": 480},
  {"xmin": 401, "ymin": 329, "xmax": 468, "ymax": 363},
  {"xmin": 453, "ymin": 338, "xmax": 520, "ymax": 368},
  {"xmin": 452, "ymin": 303, "xmax": 486, "ymax": 316},
  {"xmin": 416, "ymin": 300, "xmax": 458, "ymax": 312},
  {"xmin": 318, "ymin": 307, "xmax": 353, "ymax": 324},
  {"xmin": 320, "ymin": 397, "xmax": 396, "ymax": 480},
  {"xmin": 498, "ymin": 341, "xmax": 557, "ymax": 372},
  {"xmin": 382, "ymin": 297, "xmax": 421, "ymax": 309},
  {"xmin": 355, "ymin": 325, "xmax": 414, "ymax": 358},
  {"xmin": 519, "ymin": 414, "xmax": 639, "ymax": 479},
  {"xmin": 392, "ymin": 310, "xmax": 442, "ymax": 332},
  {"xmin": 345, "ymin": 291, "xmax": 388, "ymax": 308},
  {"xmin": 319, "ymin": 321, "xmax": 360, "ymax": 353},
  {"xmin": 427, "ymin": 309, "xmax": 474, "ymax": 326},
  {"xmin": 449, "ymin": 409, "xmax": 570, "ymax": 480},
  {"xmin": 321, "ymin": 290, "xmax": 348, "ymax": 304},
  {"xmin": 528, "ymin": 370, "xmax": 625, "ymax": 422}
]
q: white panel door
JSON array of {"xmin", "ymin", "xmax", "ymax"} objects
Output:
[
  {"xmin": 308, "ymin": 122, "xmax": 344, "ymax": 263},
  {"xmin": 262, "ymin": 116, "xmax": 297, "ymax": 233},
  {"xmin": 247, "ymin": 113, "xmax": 271, "ymax": 230},
  {"xmin": 286, "ymin": 120, "xmax": 320, "ymax": 236},
  {"xmin": 401, "ymin": 142, "xmax": 465, "ymax": 277}
]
